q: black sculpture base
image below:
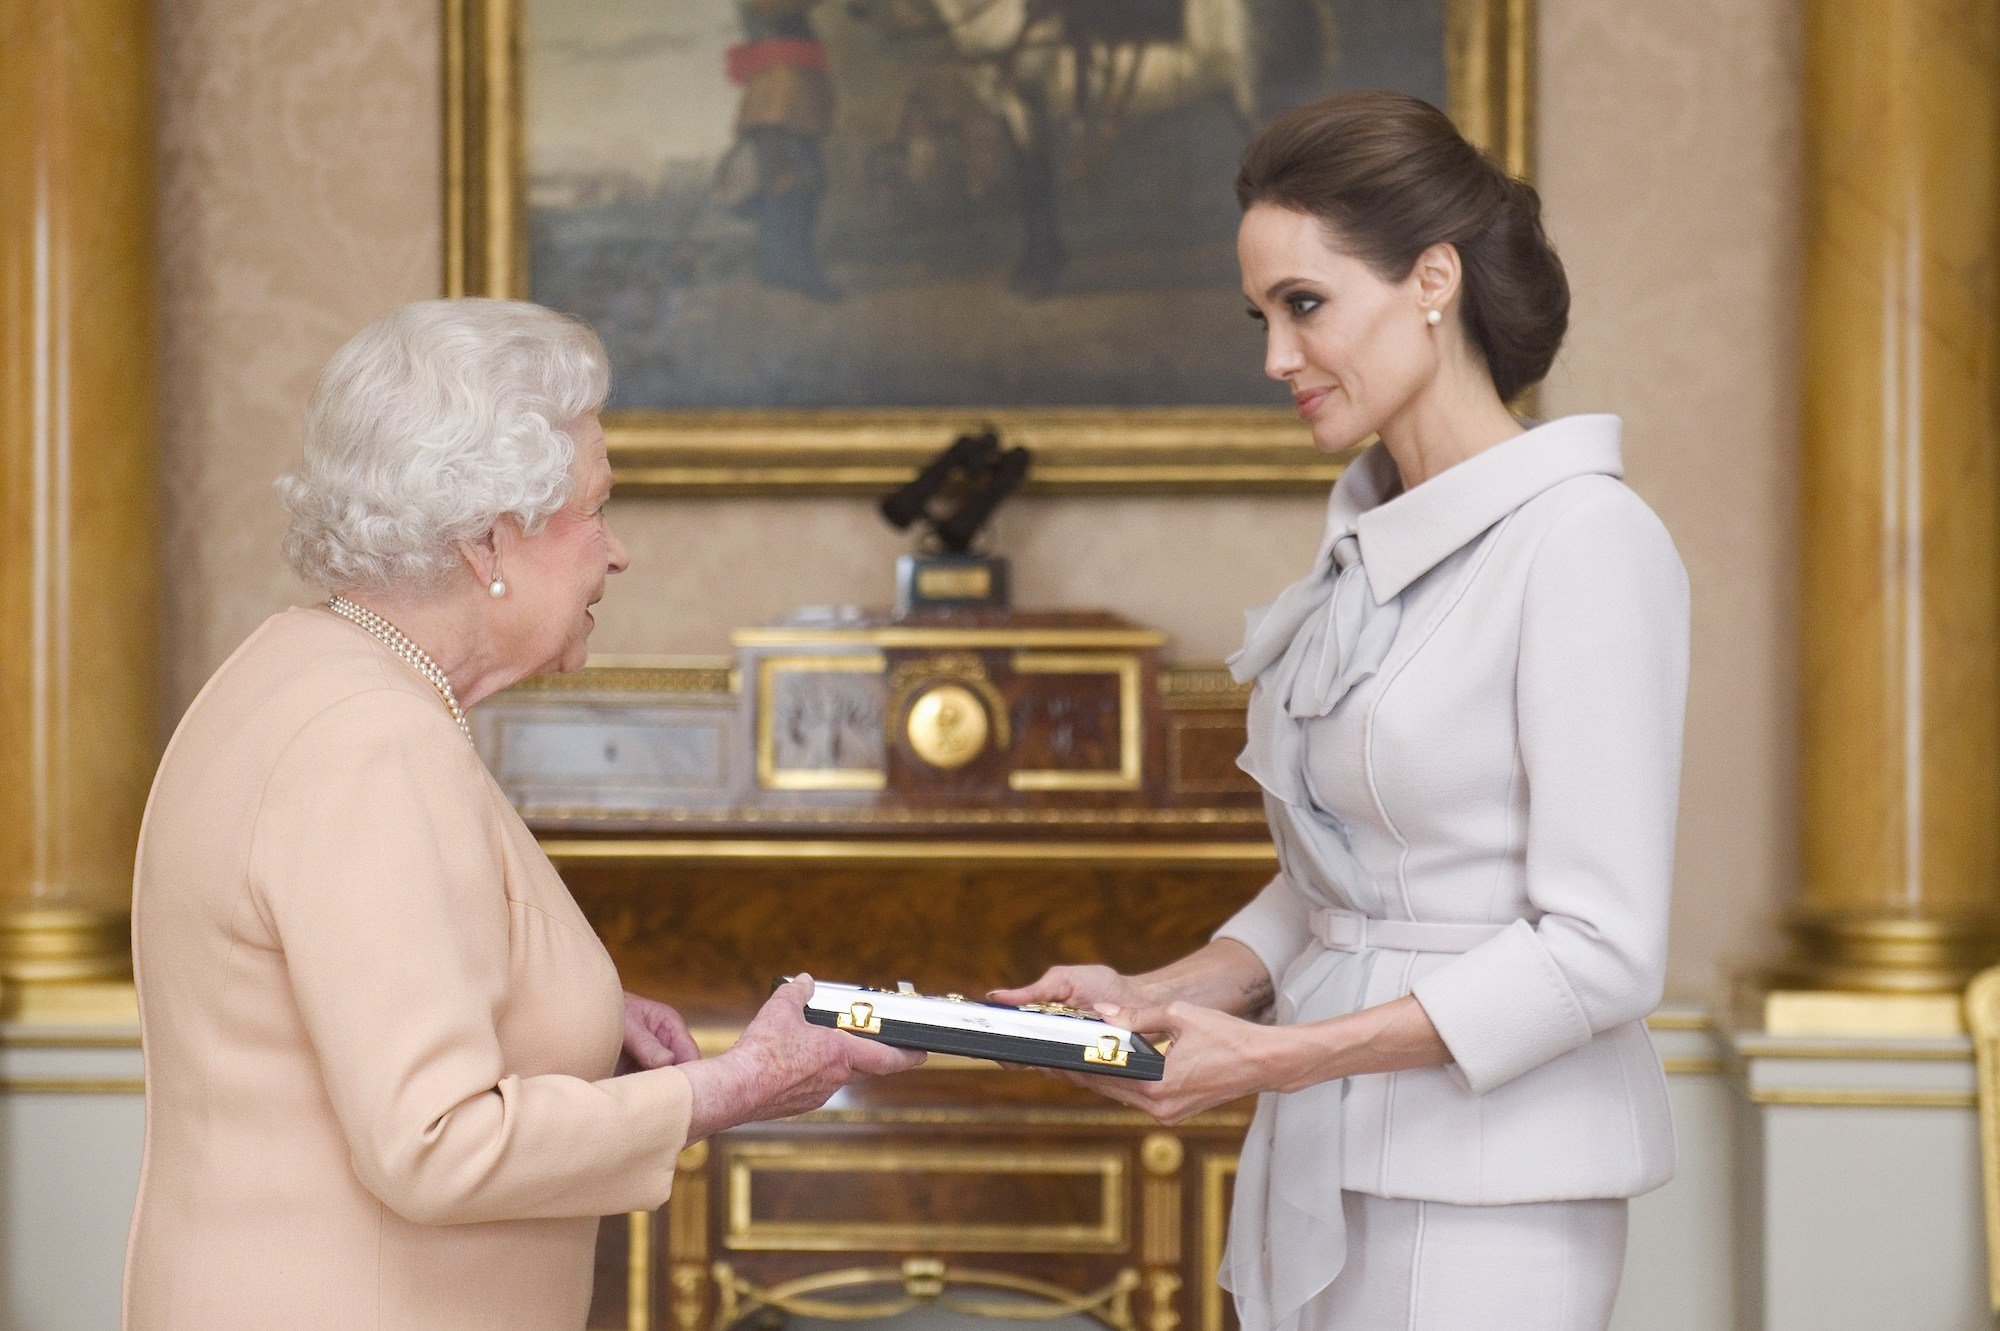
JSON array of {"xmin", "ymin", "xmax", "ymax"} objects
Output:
[{"xmin": 896, "ymin": 554, "xmax": 1011, "ymax": 617}]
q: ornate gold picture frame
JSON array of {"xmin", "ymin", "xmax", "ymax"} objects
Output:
[{"xmin": 445, "ymin": 0, "xmax": 1533, "ymax": 495}]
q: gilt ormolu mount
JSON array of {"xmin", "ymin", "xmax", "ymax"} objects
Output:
[{"xmin": 879, "ymin": 428, "xmax": 1031, "ymax": 616}]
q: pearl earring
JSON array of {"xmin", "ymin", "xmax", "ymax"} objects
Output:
[
  {"xmin": 488, "ymin": 577, "xmax": 506, "ymax": 598},
  {"xmin": 1425, "ymin": 308, "xmax": 1442, "ymax": 326}
]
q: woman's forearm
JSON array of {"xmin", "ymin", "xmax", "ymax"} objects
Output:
[
  {"xmin": 1265, "ymin": 994, "xmax": 1450, "ymax": 1092},
  {"xmin": 1132, "ymin": 939, "xmax": 1275, "ymax": 1018}
]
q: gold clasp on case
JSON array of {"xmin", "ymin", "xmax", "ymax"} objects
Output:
[
  {"xmin": 1084, "ymin": 1034, "xmax": 1128, "ymax": 1067},
  {"xmin": 839, "ymin": 1001, "xmax": 882, "ymax": 1035}
]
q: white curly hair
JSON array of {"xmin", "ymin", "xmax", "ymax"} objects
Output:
[{"xmin": 277, "ymin": 298, "xmax": 610, "ymax": 593}]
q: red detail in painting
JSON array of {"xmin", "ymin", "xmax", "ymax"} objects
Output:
[{"xmin": 725, "ymin": 39, "xmax": 829, "ymax": 86}]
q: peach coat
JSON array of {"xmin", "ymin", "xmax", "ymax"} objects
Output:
[{"xmin": 124, "ymin": 607, "xmax": 693, "ymax": 1330}]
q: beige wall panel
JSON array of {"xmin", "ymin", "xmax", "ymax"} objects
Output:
[
  {"xmin": 1537, "ymin": 0, "xmax": 1802, "ymax": 1000},
  {"xmin": 585, "ymin": 495, "xmax": 1329, "ymax": 663},
  {"xmin": 156, "ymin": 0, "xmax": 443, "ymax": 712},
  {"xmin": 157, "ymin": 0, "xmax": 1802, "ymax": 1000}
]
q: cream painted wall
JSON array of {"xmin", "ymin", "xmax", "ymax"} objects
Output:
[{"xmin": 155, "ymin": 0, "xmax": 1802, "ymax": 1000}]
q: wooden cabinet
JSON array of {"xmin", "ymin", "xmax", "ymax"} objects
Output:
[
  {"xmin": 581, "ymin": 1008, "xmax": 1257, "ymax": 1331},
  {"xmin": 476, "ymin": 614, "xmax": 1270, "ymax": 1331}
]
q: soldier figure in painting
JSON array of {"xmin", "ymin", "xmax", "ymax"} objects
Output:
[{"xmin": 728, "ymin": 0, "xmax": 842, "ymax": 302}]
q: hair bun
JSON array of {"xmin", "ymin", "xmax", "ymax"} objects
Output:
[{"xmin": 1460, "ymin": 169, "xmax": 1568, "ymax": 401}]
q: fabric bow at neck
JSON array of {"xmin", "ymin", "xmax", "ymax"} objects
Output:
[
  {"xmin": 1228, "ymin": 532, "xmax": 1403, "ymax": 811},
  {"xmin": 1218, "ymin": 519, "xmax": 1404, "ymax": 1331}
]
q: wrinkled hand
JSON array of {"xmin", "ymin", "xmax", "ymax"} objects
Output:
[
  {"xmin": 684, "ymin": 976, "xmax": 925, "ymax": 1139},
  {"xmin": 618, "ymin": 992, "xmax": 702, "ymax": 1075},
  {"xmin": 1051, "ymin": 999, "xmax": 1283, "ymax": 1126},
  {"xmin": 988, "ymin": 964, "xmax": 1157, "ymax": 1014}
]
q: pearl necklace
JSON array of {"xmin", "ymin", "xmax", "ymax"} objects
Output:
[{"xmin": 325, "ymin": 595, "xmax": 475, "ymax": 748}]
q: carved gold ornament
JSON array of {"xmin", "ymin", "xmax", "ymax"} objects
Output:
[{"xmin": 905, "ymin": 685, "xmax": 991, "ymax": 770}]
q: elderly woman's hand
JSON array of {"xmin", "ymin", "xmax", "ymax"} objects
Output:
[
  {"xmin": 617, "ymin": 992, "xmax": 701, "ymax": 1075},
  {"xmin": 680, "ymin": 976, "xmax": 924, "ymax": 1140}
]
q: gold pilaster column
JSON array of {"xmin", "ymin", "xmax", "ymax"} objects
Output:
[
  {"xmin": 0, "ymin": 0, "xmax": 156, "ymax": 1017},
  {"xmin": 1776, "ymin": 0, "xmax": 2000, "ymax": 1029}
]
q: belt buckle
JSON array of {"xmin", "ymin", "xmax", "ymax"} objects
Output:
[{"xmin": 1316, "ymin": 909, "xmax": 1365, "ymax": 951}]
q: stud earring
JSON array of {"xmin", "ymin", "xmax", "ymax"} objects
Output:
[
  {"xmin": 488, "ymin": 577, "xmax": 507, "ymax": 598},
  {"xmin": 1425, "ymin": 308, "xmax": 1442, "ymax": 326}
]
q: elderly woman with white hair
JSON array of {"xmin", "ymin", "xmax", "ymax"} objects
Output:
[{"xmin": 123, "ymin": 298, "xmax": 918, "ymax": 1330}]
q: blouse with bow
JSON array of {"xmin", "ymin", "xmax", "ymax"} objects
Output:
[{"xmin": 1213, "ymin": 415, "xmax": 1690, "ymax": 1331}]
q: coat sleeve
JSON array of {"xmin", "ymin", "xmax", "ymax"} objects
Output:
[
  {"xmin": 1212, "ymin": 872, "xmax": 1314, "ymax": 984},
  {"xmin": 1409, "ymin": 489, "xmax": 1690, "ymax": 1095},
  {"xmin": 249, "ymin": 689, "xmax": 693, "ymax": 1225}
]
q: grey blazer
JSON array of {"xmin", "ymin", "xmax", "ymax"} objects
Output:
[{"xmin": 1219, "ymin": 414, "xmax": 1688, "ymax": 1206}]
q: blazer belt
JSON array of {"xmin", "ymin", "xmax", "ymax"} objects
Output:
[{"xmin": 1310, "ymin": 907, "xmax": 1506, "ymax": 955}]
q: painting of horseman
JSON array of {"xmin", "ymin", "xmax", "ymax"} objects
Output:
[{"xmin": 524, "ymin": 0, "xmax": 1448, "ymax": 412}]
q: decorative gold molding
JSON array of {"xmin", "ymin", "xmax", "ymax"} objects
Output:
[
  {"xmin": 1968, "ymin": 967, "xmax": 2000, "ymax": 1310},
  {"xmin": 667, "ymin": 1139, "xmax": 711, "ymax": 1331},
  {"xmin": 1140, "ymin": 1132, "xmax": 1185, "ymax": 1331},
  {"xmin": 0, "ymin": 976, "xmax": 138, "ymax": 1026},
  {"xmin": 671, "ymin": 1264, "xmax": 706, "ymax": 1331},
  {"xmin": 737, "ymin": 627, "xmax": 1166, "ymax": 651},
  {"xmin": 712, "ymin": 1259, "xmax": 1140, "ymax": 1330},
  {"xmin": 0, "ymin": 1026, "xmax": 142, "ymax": 1048},
  {"xmin": 1140, "ymin": 1133, "xmax": 1186, "ymax": 1177},
  {"xmin": 1659, "ymin": 1056, "xmax": 1725, "ymax": 1077},
  {"xmin": 1446, "ymin": 0, "xmax": 1535, "ymax": 179},
  {"xmin": 1141, "ymin": 1134, "xmax": 1184, "ymax": 1264},
  {"xmin": 443, "ymin": 1, "xmax": 1531, "ymax": 495},
  {"xmin": 0, "ymin": 911, "xmax": 134, "ymax": 987},
  {"xmin": 1160, "ymin": 668, "xmax": 1250, "ymax": 712},
  {"xmin": 723, "ymin": 1143, "xmax": 1127, "ymax": 1253},
  {"xmin": 1147, "ymin": 1271, "xmax": 1183, "ymax": 1331},
  {"xmin": 511, "ymin": 659, "xmax": 1240, "ymax": 705},
  {"xmin": 1735, "ymin": 1040, "xmax": 1970, "ymax": 1064},
  {"xmin": 1645, "ymin": 1009, "xmax": 1716, "ymax": 1033},
  {"xmin": 1199, "ymin": 1156, "xmax": 1238, "ymax": 1331},
  {"xmin": 442, "ymin": 0, "xmax": 521, "ymax": 300},
  {"xmin": 754, "ymin": 654, "xmax": 888, "ymax": 792},
  {"xmin": 1010, "ymin": 653, "xmax": 1145, "ymax": 793},
  {"xmin": 506, "ymin": 658, "xmax": 737, "ymax": 696},
  {"xmin": 524, "ymin": 803, "xmax": 1269, "ymax": 829},
  {"xmin": 1746, "ymin": 1088, "xmax": 1975, "ymax": 1110},
  {"xmin": 1773, "ymin": 920, "xmax": 2000, "ymax": 1002},
  {"xmin": 628, "ymin": 1209, "xmax": 654, "ymax": 1331},
  {"xmin": 1760, "ymin": 988, "xmax": 1968, "ymax": 1039},
  {"xmin": 541, "ymin": 839, "xmax": 1276, "ymax": 864},
  {"xmin": 0, "ymin": 1077, "xmax": 145, "ymax": 1095}
]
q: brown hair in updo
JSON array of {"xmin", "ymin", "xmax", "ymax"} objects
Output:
[{"xmin": 1236, "ymin": 90, "xmax": 1568, "ymax": 402}]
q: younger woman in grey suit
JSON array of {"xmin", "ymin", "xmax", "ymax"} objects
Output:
[{"xmin": 998, "ymin": 91, "xmax": 1688, "ymax": 1330}]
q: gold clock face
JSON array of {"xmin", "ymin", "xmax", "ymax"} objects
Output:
[{"xmin": 904, "ymin": 684, "xmax": 991, "ymax": 770}]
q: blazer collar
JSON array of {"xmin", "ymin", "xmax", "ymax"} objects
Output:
[{"xmin": 1317, "ymin": 414, "xmax": 1626, "ymax": 605}]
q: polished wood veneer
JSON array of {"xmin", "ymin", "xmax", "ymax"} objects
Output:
[{"xmin": 480, "ymin": 632, "xmax": 1268, "ymax": 1331}]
